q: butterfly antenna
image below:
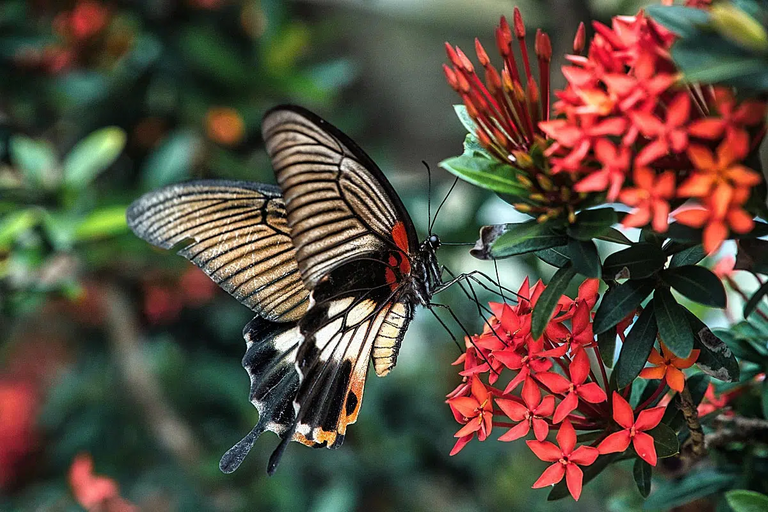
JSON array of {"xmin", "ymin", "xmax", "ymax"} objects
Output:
[
  {"xmin": 429, "ymin": 176, "xmax": 460, "ymax": 233},
  {"xmin": 423, "ymin": 160, "xmax": 433, "ymax": 236},
  {"xmin": 494, "ymin": 260, "xmax": 507, "ymax": 305}
]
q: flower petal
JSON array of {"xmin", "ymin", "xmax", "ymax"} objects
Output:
[
  {"xmin": 569, "ymin": 350, "xmax": 591, "ymax": 385},
  {"xmin": 635, "ymin": 406, "xmax": 666, "ymax": 431},
  {"xmin": 498, "ymin": 420, "xmax": 531, "ymax": 442},
  {"xmin": 527, "ymin": 440, "xmax": 563, "ymax": 462},
  {"xmin": 597, "ymin": 431, "xmax": 631, "ymax": 454},
  {"xmin": 450, "ymin": 435, "xmax": 472, "ymax": 456},
  {"xmin": 569, "ymin": 445, "xmax": 599, "ymax": 466},
  {"xmin": 565, "ymin": 463, "xmax": 584, "ymax": 501},
  {"xmin": 632, "ymin": 431, "xmax": 658, "ymax": 466},
  {"xmin": 531, "ymin": 462, "xmax": 566, "ymax": 488},
  {"xmin": 496, "ymin": 398, "xmax": 528, "ymax": 421},
  {"xmin": 611, "ymin": 391, "xmax": 635, "ymax": 429},
  {"xmin": 578, "ymin": 382, "xmax": 608, "ymax": 404},
  {"xmin": 532, "ymin": 417, "xmax": 550, "ymax": 441},
  {"xmin": 536, "ymin": 372, "xmax": 571, "ymax": 394},
  {"xmin": 665, "ymin": 366, "xmax": 686, "ymax": 393},
  {"xmin": 557, "ymin": 419, "xmax": 577, "ymax": 455},
  {"xmin": 553, "ymin": 392, "xmax": 578, "ymax": 424}
]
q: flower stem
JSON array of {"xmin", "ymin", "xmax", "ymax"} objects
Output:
[
  {"xmin": 635, "ymin": 380, "xmax": 667, "ymax": 413},
  {"xmin": 679, "ymin": 383, "xmax": 707, "ymax": 459}
]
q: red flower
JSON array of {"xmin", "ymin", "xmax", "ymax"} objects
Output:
[
  {"xmin": 619, "ymin": 167, "xmax": 675, "ymax": 232},
  {"xmin": 448, "ymin": 376, "xmax": 494, "ymax": 455},
  {"xmin": 497, "ymin": 378, "xmax": 555, "ymax": 441},
  {"xmin": 536, "ymin": 350, "xmax": 607, "ymax": 423},
  {"xmin": 688, "ymin": 88, "xmax": 766, "ymax": 151},
  {"xmin": 639, "ymin": 343, "xmax": 700, "ymax": 393},
  {"xmin": 631, "ymin": 92, "xmax": 691, "ymax": 166},
  {"xmin": 597, "ymin": 392, "xmax": 665, "ymax": 465},
  {"xmin": 69, "ymin": 454, "xmax": 136, "ymax": 512},
  {"xmin": 0, "ymin": 380, "xmax": 38, "ymax": 490},
  {"xmin": 527, "ymin": 419, "xmax": 599, "ymax": 501},
  {"xmin": 573, "ymin": 138, "xmax": 631, "ymax": 201}
]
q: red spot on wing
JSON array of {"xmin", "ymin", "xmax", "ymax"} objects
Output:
[
  {"xmin": 391, "ymin": 221, "xmax": 409, "ymax": 253},
  {"xmin": 385, "ymin": 268, "xmax": 397, "ymax": 292}
]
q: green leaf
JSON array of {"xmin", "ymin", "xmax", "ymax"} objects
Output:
[
  {"xmin": 615, "ymin": 306, "xmax": 657, "ymax": 389},
  {"xmin": 567, "ymin": 208, "xmax": 617, "ymax": 241},
  {"xmin": 726, "ymin": 490, "xmax": 768, "ymax": 512},
  {"xmin": 439, "ymin": 154, "xmax": 527, "ymax": 196},
  {"xmin": 654, "ymin": 288, "xmax": 695, "ymax": 357},
  {"xmin": 602, "ymin": 243, "xmax": 667, "ymax": 281},
  {"xmin": 633, "ymin": 458, "xmax": 652, "ymax": 498},
  {"xmin": 645, "ymin": 5, "xmax": 710, "ymax": 37},
  {"xmin": 648, "ymin": 423, "xmax": 679, "ymax": 458},
  {"xmin": 453, "ymin": 104, "xmax": 478, "ymax": 134},
  {"xmin": 548, "ymin": 454, "xmax": 617, "ymax": 501},
  {"xmin": 593, "ymin": 279, "xmax": 655, "ymax": 334},
  {"xmin": 64, "ymin": 127, "xmax": 126, "ymax": 189},
  {"xmin": 735, "ymin": 238, "xmax": 768, "ymax": 274},
  {"xmin": 531, "ymin": 264, "xmax": 577, "ymax": 340},
  {"xmin": 597, "ymin": 326, "xmax": 617, "ymax": 368},
  {"xmin": 643, "ymin": 469, "xmax": 736, "ymax": 510},
  {"xmin": 597, "ymin": 227, "xmax": 633, "ymax": 245},
  {"xmin": 744, "ymin": 280, "xmax": 768, "ymax": 318},
  {"xmin": 471, "ymin": 221, "xmax": 567, "ymax": 260},
  {"xmin": 0, "ymin": 209, "xmax": 39, "ymax": 248},
  {"xmin": 686, "ymin": 312, "xmax": 739, "ymax": 382},
  {"xmin": 74, "ymin": 206, "xmax": 129, "ymax": 241},
  {"xmin": 669, "ymin": 245, "xmax": 706, "ymax": 268},
  {"xmin": 142, "ymin": 130, "xmax": 200, "ymax": 190},
  {"xmin": 178, "ymin": 25, "xmax": 250, "ymax": 87},
  {"xmin": 660, "ymin": 265, "xmax": 727, "ymax": 308},
  {"xmin": 9, "ymin": 135, "xmax": 58, "ymax": 186},
  {"xmin": 665, "ymin": 222, "xmax": 703, "ymax": 242},
  {"xmin": 534, "ymin": 246, "xmax": 570, "ymax": 268},
  {"xmin": 462, "ymin": 133, "xmax": 493, "ymax": 160},
  {"xmin": 663, "ymin": 373, "xmax": 710, "ymax": 431},
  {"xmin": 673, "ymin": 32, "xmax": 768, "ymax": 89},
  {"xmin": 568, "ymin": 238, "xmax": 601, "ymax": 278}
]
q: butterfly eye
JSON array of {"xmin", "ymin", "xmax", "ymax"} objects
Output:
[{"xmin": 429, "ymin": 235, "xmax": 440, "ymax": 245}]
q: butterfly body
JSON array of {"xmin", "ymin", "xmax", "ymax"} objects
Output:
[{"xmin": 126, "ymin": 105, "xmax": 443, "ymax": 474}]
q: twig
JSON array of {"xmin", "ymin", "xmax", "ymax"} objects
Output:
[
  {"xmin": 707, "ymin": 414, "xmax": 768, "ymax": 449},
  {"xmin": 102, "ymin": 283, "xmax": 201, "ymax": 467},
  {"xmin": 679, "ymin": 385, "xmax": 707, "ymax": 459}
]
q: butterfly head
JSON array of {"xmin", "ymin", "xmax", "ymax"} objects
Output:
[{"xmin": 425, "ymin": 234, "xmax": 441, "ymax": 252}]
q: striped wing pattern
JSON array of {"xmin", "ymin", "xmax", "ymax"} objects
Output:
[
  {"xmin": 262, "ymin": 107, "xmax": 411, "ymax": 290},
  {"xmin": 126, "ymin": 181, "xmax": 309, "ymax": 323}
]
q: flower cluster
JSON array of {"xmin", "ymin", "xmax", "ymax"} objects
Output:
[
  {"xmin": 69, "ymin": 454, "xmax": 136, "ymax": 512},
  {"xmin": 446, "ymin": 278, "xmax": 701, "ymax": 500},
  {"xmin": 445, "ymin": 6, "xmax": 767, "ymax": 253}
]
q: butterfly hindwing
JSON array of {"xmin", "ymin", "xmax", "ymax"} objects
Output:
[
  {"xmin": 126, "ymin": 180, "xmax": 309, "ymax": 322},
  {"xmin": 261, "ymin": 106, "xmax": 419, "ymax": 290}
]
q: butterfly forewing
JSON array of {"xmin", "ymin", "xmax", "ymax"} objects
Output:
[
  {"xmin": 261, "ymin": 107, "xmax": 419, "ymax": 290},
  {"xmin": 126, "ymin": 181, "xmax": 309, "ymax": 322}
]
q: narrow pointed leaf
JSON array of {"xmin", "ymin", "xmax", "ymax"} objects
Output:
[
  {"xmin": 615, "ymin": 306, "xmax": 657, "ymax": 389},
  {"xmin": 725, "ymin": 490, "xmax": 768, "ymax": 512},
  {"xmin": 597, "ymin": 227, "xmax": 633, "ymax": 245},
  {"xmin": 660, "ymin": 265, "xmax": 726, "ymax": 308},
  {"xmin": 597, "ymin": 326, "xmax": 617, "ymax": 368},
  {"xmin": 686, "ymin": 312, "xmax": 739, "ymax": 382},
  {"xmin": 594, "ymin": 279, "xmax": 655, "ymax": 334},
  {"xmin": 531, "ymin": 263, "xmax": 577, "ymax": 340},
  {"xmin": 633, "ymin": 458, "xmax": 652, "ymax": 498},
  {"xmin": 654, "ymin": 289, "xmax": 695, "ymax": 357},
  {"xmin": 669, "ymin": 245, "xmax": 706, "ymax": 268},
  {"xmin": 735, "ymin": 239, "xmax": 768, "ymax": 274},
  {"xmin": 568, "ymin": 238, "xmax": 602, "ymax": 278},
  {"xmin": 647, "ymin": 423, "xmax": 679, "ymax": 458},
  {"xmin": 439, "ymin": 154, "xmax": 528, "ymax": 196},
  {"xmin": 567, "ymin": 208, "xmax": 617, "ymax": 241},
  {"xmin": 744, "ymin": 281, "xmax": 768, "ymax": 318},
  {"xmin": 534, "ymin": 246, "xmax": 570, "ymax": 268},
  {"xmin": 64, "ymin": 127, "xmax": 126, "ymax": 189},
  {"xmin": 472, "ymin": 221, "xmax": 567, "ymax": 260}
]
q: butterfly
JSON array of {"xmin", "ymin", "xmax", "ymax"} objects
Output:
[{"xmin": 126, "ymin": 105, "xmax": 453, "ymax": 475}]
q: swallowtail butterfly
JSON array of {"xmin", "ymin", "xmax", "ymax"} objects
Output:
[{"xmin": 126, "ymin": 105, "xmax": 450, "ymax": 474}]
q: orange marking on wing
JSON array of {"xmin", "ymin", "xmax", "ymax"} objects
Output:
[
  {"xmin": 385, "ymin": 267, "xmax": 397, "ymax": 292},
  {"xmin": 391, "ymin": 221, "xmax": 409, "ymax": 253}
]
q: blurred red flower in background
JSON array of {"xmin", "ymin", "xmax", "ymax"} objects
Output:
[
  {"xmin": 0, "ymin": 380, "xmax": 39, "ymax": 490},
  {"xmin": 69, "ymin": 454, "xmax": 136, "ymax": 512}
]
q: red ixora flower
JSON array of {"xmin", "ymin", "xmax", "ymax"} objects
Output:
[
  {"xmin": 69, "ymin": 454, "xmax": 136, "ymax": 512},
  {"xmin": 448, "ymin": 376, "xmax": 494, "ymax": 455},
  {"xmin": 639, "ymin": 342, "xmax": 700, "ymax": 393},
  {"xmin": 536, "ymin": 349, "xmax": 607, "ymax": 423},
  {"xmin": 597, "ymin": 392, "xmax": 665, "ymax": 465},
  {"xmin": 527, "ymin": 419, "xmax": 599, "ymax": 501},
  {"xmin": 497, "ymin": 378, "xmax": 555, "ymax": 441}
]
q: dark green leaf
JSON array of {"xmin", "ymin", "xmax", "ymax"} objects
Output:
[
  {"xmin": 568, "ymin": 238, "xmax": 601, "ymax": 278},
  {"xmin": 654, "ymin": 288, "xmax": 695, "ymax": 357},
  {"xmin": 744, "ymin": 281, "xmax": 768, "ymax": 318},
  {"xmin": 64, "ymin": 127, "xmax": 126, "ymax": 189},
  {"xmin": 645, "ymin": 5, "xmax": 710, "ymax": 37},
  {"xmin": 142, "ymin": 130, "xmax": 200, "ymax": 190},
  {"xmin": 665, "ymin": 222, "xmax": 703, "ymax": 242},
  {"xmin": 615, "ymin": 306, "xmax": 657, "ymax": 389},
  {"xmin": 669, "ymin": 245, "xmax": 706, "ymax": 268},
  {"xmin": 726, "ymin": 490, "xmax": 768, "ymax": 512},
  {"xmin": 686, "ymin": 312, "xmax": 739, "ymax": 382},
  {"xmin": 735, "ymin": 239, "xmax": 768, "ymax": 274},
  {"xmin": 439, "ymin": 154, "xmax": 527, "ymax": 196},
  {"xmin": 714, "ymin": 328, "xmax": 766, "ymax": 364},
  {"xmin": 534, "ymin": 246, "xmax": 570, "ymax": 268},
  {"xmin": 567, "ymin": 208, "xmax": 617, "ymax": 241},
  {"xmin": 597, "ymin": 227, "xmax": 633, "ymax": 245},
  {"xmin": 548, "ymin": 454, "xmax": 617, "ymax": 501},
  {"xmin": 762, "ymin": 382, "xmax": 768, "ymax": 420},
  {"xmin": 633, "ymin": 458, "xmax": 652, "ymax": 498},
  {"xmin": 471, "ymin": 221, "xmax": 567, "ymax": 260},
  {"xmin": 597, "ymin": 326, "xmax": 617, "ymax": 368},
  {"xmin": 594, "ymin": 279, "xmax": 654, "ymax": 335},
  {"xmin": 178, "ymin": 25, "xmax": 250, "ymax": 87},
  {"xmin": 603, "ymin": 243, "xmax": 667, "ymax": 281},
  {"xmin": 640, "ymin": 228, "xmax": 665, "ymax": 246},
  {"xmin": 664, "ymin": 373, "xmax": 710, "ymax": 431},
  {"xmin": 531, "ymin": 264, "xmax": 577, "ymax": 340},
  {"xmin": 660, "ymin": 265, "xmax": 726, "ymax": 308},
  {"xmin": 647, "ymin": 423, "xmax": 679, "ymax": 458},
  {"xmin": 643, "ymin": 469, "xmax": 736, "ymax": 510}
]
